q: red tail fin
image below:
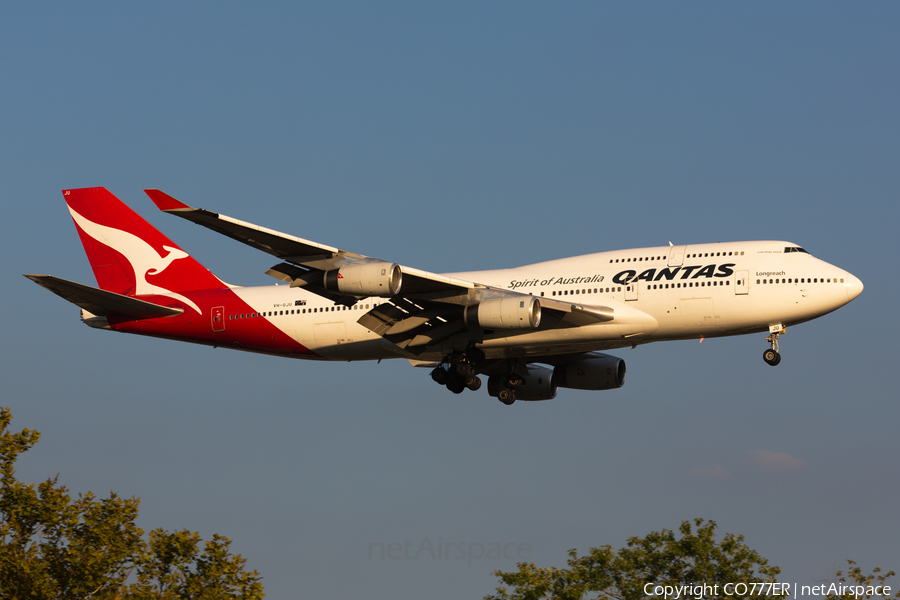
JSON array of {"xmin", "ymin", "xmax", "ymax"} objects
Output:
[{"xmin": 63, "ymin": 188, "xmax": 227, "ymax": 306}]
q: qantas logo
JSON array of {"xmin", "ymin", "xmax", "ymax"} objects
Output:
[
  {"xmin": 68, "ymin": 207, "xmax": 203, "ymax": 314},
  {"xmin": 613, "ymin": 263, "xmax": 736, "ymax": 285}
]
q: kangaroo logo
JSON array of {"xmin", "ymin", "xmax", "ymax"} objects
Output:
[{"xmin": 68, "ymin": 207, "xmax": 203, "ymax": 314}]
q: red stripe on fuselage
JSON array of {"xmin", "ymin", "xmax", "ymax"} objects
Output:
[{"xmin": 107, "ymin": 287, "xmax": 321, "ymax": 359}]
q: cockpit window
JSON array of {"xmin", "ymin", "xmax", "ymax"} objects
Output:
[{"xmin": 784, "ymin": 246, "xmax": 809, "ymax": 254}]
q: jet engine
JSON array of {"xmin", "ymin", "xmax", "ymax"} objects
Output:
[
  {"xmin": 553, "ymin": 355, "xmax": 626, "ymax": 391},
  {"xmin": 487, "ymin": 366, "xmax": 557, "ymax": 401},
  {"xmin": 463, "ymin": 296, "xmax": 541, "ymax": 330},
  {"xmin": 323, "ymin": 262, "xmax": 402, "ymax": 296}
]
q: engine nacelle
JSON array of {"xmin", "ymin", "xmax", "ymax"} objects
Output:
[
  {"xmin": 323, "ymin": 262, "xmax": 402, "ymax": 296},
  {"xmin": 487, "ymin": 367, "xmax": 557, "ymax": 401},
  {"xmin": 553, "ymin": 356, "xmax": 626, "ymax": 391},
  {"xmin": 463, "ymin": 296, "xmax": 541, "ymax": 330}
]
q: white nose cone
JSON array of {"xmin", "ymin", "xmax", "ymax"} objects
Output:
[{"xmin": 845, "ymin": 274, "xmax": 864, "ymax": 302}]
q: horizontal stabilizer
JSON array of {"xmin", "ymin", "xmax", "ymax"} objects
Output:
[{"xmin": 24, "ymin": 275, "xmax": 184, "ymax": 319}]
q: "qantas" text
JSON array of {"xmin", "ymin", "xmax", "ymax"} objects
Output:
[{"xmin": 613, "ymin": 264, "xmax": 735, "ymax": 285}]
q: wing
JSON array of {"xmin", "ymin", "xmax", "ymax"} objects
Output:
[
  {"xmin": 145, "ymin": 189, "xmax": 616, "ymax": 353},
  {"xmin": 145, "ymin": 189, "xmax": 473, "ymax": 299}
]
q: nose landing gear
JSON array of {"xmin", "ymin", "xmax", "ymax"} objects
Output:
[{"xmin": 763, "ymin": 325, "xmax": 785, "ymax": 366}]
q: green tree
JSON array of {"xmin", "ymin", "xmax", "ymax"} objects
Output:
[
  {"xmin": 825, "ymin": 560, "xmax": 899, "ymax": 600},
  {"xmin": 0, "ymin": 407, "xmax": 264, "ymax": 599},
  {"xmin": 487, "ymin": 520, "xmax": 898, "ymax": 600},
  {"xmin": 486, "ymin": 518, "xmax": 784, "ymax": 600}
]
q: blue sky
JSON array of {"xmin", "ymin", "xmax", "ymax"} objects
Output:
[{"xmin": 2, "ymin": 3, "xmax": 898, "ymax": 599}]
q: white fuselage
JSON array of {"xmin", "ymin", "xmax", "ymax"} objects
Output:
[{"xmin": 217, "ymin": 241, "xmax": 862, "ymax": 362}]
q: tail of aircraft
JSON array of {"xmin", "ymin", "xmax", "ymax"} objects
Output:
[{"xmin": 62, "ymin": 187, "xmax": 227, "ymax": 308}]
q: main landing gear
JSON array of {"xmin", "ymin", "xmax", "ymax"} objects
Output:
[
  {"xmin": 494, "ymin": 373, "xmax": 524, "ymax": 405},
  {"xmin": 430, "ymin": 346, "xmax": 486, "ymax": 395},
  {"xmin": 763, "ymin": 325, "xmax": 785, "ymax": 366}
]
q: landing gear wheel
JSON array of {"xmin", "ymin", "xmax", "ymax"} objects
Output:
[
  {"xmin": 465, "ymin": 376, "xmax": 482, "ymax": 391},
  {"xmin": 507, "ymin": 374, "xmax": 524, "ymax": 389},
  {"xmin": 454, "ymin": 361, "xmax": 474, "ymax": 377},
  {"xmin": 431, "ymin": 366, "xmax": 449, "ymax": 384},
  {"xmin": 763, "ymin": 327, "xmax": 784, "ymax": 366},
  {"xmin": 446, "ymin": 378, "xmax": 466, "ymax": 394},
  {"xmin": 497, "ymin": 388, "xmax": 515, "ymax": 405}
]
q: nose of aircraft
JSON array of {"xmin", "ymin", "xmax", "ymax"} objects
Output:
[{"xmin": 845, "ymin": 273, "xmax": 864, "ymax": 302}]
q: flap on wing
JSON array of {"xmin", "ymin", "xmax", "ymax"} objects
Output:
[{"xmin": 25, "ymin": 275, "xmax": 184, "ymax": 319}]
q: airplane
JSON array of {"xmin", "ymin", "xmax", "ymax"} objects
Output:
[{"xmin": 26, "ymin": 187, "xmax": 864, "ymax": 405}]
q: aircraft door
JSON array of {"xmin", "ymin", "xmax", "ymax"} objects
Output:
[
  {"xmin": 668, "ymin": 245, "xmax": 686, "ymax": 267},
  {"xmin": 212, "ymin": 306, "xmax": 225, "ymax": 332},
  {"xmin": 735, "ymin": 271, "xmax": 749, "ymax": 295},
  {"xmin": 625, "ymin": 282, "xmax": 639, "ymax": 301}
]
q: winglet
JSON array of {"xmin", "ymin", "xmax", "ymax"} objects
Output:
[{"xmin": 144, "ymin": 189, "xmax": 191, "ymax": 212}]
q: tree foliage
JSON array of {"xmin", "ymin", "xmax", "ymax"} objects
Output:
[
  {"xmin": 0, "ymin": 407, "xmax": 264, "ymax": 599},
  {"xmin": 825, "ymin": 560, "xmax": 900, "ymax": 600},
  {"xmin": 487, "ymin": 519, "xmax": 782, "ymax": 600},
  {"xmin": 487, "ymin": 519, "xmax": 897, "ymax": 600}
]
